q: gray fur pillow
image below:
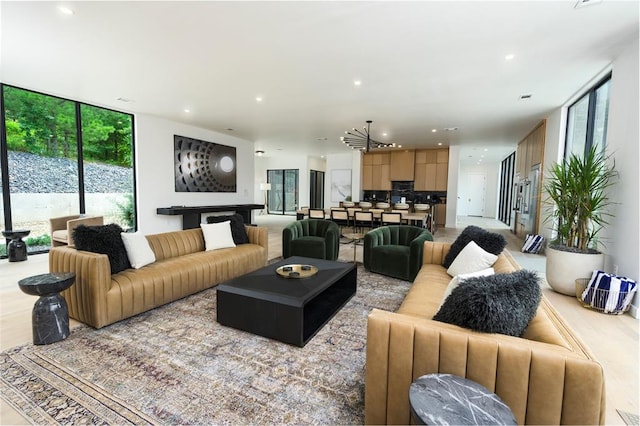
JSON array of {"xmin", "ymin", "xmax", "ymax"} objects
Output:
[
  {"xmin": 442, "ymin": 225, "xmax": 507, "ymax": 268},
  {"xmin": 433, "ymin": 270, "xmax": 541, "ymax": 337}
]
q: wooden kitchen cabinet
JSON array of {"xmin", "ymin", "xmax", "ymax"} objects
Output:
[
  {"xmin": 414, "ymin": 148, "xmax": 448, "ymax": 191},
  {"xmin": 362, "ymin": 152, "xmax": 391, "ymax": 190},
  {"xmin": 390, "ymin": 150, "xmax": 415, "ymax": 181}
]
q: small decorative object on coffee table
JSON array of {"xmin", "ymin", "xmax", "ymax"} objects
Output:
[
  {"xmin": 18, "ymin": 272, "xmax": 75, "ymax": 345},
  {"xmin": 409, "ymin": 373, "xmax": 516, "ymax": 425},
  {"xmin": 2, "ymin": 229, "xmax": 30, "ymax": 262},
  {"xmin": 275, "ymin": 264, "xmax": 319, "ymax": 279}
]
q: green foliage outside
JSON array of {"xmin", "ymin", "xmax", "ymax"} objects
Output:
[
  {"xmin": 1, "ymin": 234, "xmax": 52, "ymax": 256},
  {"xmin": 4, "ymin": 86, "xmax": 133, "ymax": 167},
  {"xmin": 116, "ymin": 193, "xmax": 135, "ymax": 229}
]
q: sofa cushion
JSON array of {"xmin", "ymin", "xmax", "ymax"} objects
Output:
[
  {"xmin": 201, "ymin": 221, "xmax": 237, "ymax": 251},
  {"xmin": 206, "ymin": 213, "xmax": 249, "ymax": 244},
  {"xmin": 433, "ymin": 269, "xmax": 542, "ymax": 337},
  {"xmin": 442, "ymin": 225, "xmax": 507, "ymax": 268},
  {"xmin": 73, "ymin": 224, "xmax": 131, "ymax": 274},
  {"xmin": 121, "ymin": 232, "xmax": 156, "ymax": 269},
  {"xmin": 446, "ymin": 241, "xmax": 498, "ymax": 276}
]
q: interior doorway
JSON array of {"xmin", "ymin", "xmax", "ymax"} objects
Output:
[
  {"xmin": 309, "ymin": 170, "xmax": 324, "ymax": 209},
  {"xmin": 267, "ymin": 169, "xmax": 299, "ymax": 215},
  {"xmin": 463, "ymin": 172, "xmax": 486, "ymax": 217}
]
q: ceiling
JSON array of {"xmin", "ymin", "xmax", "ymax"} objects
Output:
[{"xmin": 1, "ymin": 1, "xmax": 638, "ymax": 164}]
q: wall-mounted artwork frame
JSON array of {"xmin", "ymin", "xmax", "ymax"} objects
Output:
[
  {"xmin": 331, "ymin": 169, "xmax": 351, "ymax": 202},
  {"xmin": 174, "ymin": 135, "xmax": 237, "ymax": 192}
]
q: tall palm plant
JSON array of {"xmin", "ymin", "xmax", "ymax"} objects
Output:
[{"xmin": 544, "ymin": 145, "xmax": 617, "ymax": 253}]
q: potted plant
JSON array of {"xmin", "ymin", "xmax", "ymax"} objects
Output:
[{"xmin": 543, "ymin": 145, "xmax": 617, "ymax": 295}]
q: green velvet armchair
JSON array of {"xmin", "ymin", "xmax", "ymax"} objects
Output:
[
  {"xmin": 282, "ymin": 219, "xmax": 340, "ymax": 261},
  {"xmin": 363, "ymin": 225, "xmax": 433, "ymax": 281}
]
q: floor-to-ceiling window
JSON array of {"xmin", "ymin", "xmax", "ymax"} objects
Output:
[
  {"xmin": 1, "ymin": 84, "xmax": 136, "ymax": 256},
  {"xmin": 565, "ymin": 74, "xmax": 611, "ymax": 159},
  {"xmin": 267, "ymin": 169, "xmax": 298, "ymax": 215}
]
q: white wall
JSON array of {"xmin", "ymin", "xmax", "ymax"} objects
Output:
[
  {"xmin": 135, "ymin": 114, "xmax": 255, "ymax": 234},
  {"xmin": 601, "ymin": 37, "xmax": 639, "ymax": 317},
  {"xmin": 457, "ymin": 163, "xmax": 500, "ymax": 218},
  {"xmin": 445, "ymin": 145, "xmax": 460, "ymax": 227},
  {"xmin": 325, "ymin": 152, "xmax": 360, "ymax": 207},
  {"xmin": 541, "ymin": 37, "xmax": 639, "ymax": 318}
]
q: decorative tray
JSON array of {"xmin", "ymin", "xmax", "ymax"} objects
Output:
[{"xmin": 275, "ymin": 264, "xmax": 318, "ymax": 279}]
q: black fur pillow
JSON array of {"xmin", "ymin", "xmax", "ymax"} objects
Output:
[
  {"xmin": 206, "ymin": 214, "xmax": 249, "ymax": 244},
  {"xmin": 443, "ymin": 225, "xmax": 507, "ymax": 268},
  {"xmin": 433, "ymin": 270, "xmax": 541, "ymax": 337},
  {"xmin": 73, "ymin": 224, "xmax": 131, "ymax": 274}
]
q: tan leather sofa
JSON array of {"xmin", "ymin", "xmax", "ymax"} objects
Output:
[
  {"xmin": 365, "ymin": 241, "xmax": 606, "ymax": 425},
  {"xmin": 49, "ymin": 226, "xmax": 268, "ymax": 329}
]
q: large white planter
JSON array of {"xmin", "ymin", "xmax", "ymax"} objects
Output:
[{"xmin": 545, "ymin": 246, "xmax": 605, "ymax": 296}]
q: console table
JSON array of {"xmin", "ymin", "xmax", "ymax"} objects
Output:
[{"xmin": 156, "ymin": 204, "xmax": 264, "ymax": 229}]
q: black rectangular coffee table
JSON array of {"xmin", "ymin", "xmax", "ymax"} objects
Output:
[{"xmin": 216, "ymin": 256, "xmax": 357, "ymax": 347}]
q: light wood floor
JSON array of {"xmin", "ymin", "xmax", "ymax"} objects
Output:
[{"xmin": 1, "ymin": 216, "xmax": 637, "ymax": 424}]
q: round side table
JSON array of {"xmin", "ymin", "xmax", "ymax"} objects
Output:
[
  {"xmin": 2, "ymin": 229, "xmax": 30, "ymax": 262},
  {"xmin": 18, "ymin": 272, "xmax": 76, "ymax": 345},
  {"xmin": 409, "ymin": 373, "xmax": 516, "ymax": 425}
]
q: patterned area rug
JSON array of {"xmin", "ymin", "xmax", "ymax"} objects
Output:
[{"xmin": 1, "ymin": 264, "xmax": 410, "ymax": 424}]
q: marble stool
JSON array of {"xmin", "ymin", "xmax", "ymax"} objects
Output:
[
  {"xmin": 409, "ymin": 373, "xmax": 516, "ymax": 425},
  {"xmin": 18, "ymin": 272, "xmax": 76, "ymax": 345},
  {"xmin": 2, "ymin": 229, "xmax": 30, "ymax": 262}
]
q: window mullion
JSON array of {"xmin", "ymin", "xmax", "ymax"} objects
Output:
[{"xmin": 75, "ymin": 102, "xmax": 86, "ymax": 214}]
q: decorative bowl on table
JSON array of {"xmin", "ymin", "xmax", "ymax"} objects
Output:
[{"xmin": 275, "ymin": 264, "xmax": 318, "ymax": 279}]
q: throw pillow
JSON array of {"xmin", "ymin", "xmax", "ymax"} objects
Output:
[
  {"xmin": 206, "ymin": 213, "xmax": 249, "ymax": 244},
  {"xmin": 442, "ymin": 225, "xmax": 507, "ymax": 268},
  {"xmin": 446, "ymin": 241, "xmax": 498, "ymax": 277},
  {"xmin": 73, "ymin": 224, "xmax": 131, "ymax": 274},
  {"xmin": 439, "ymin": 267, "xmax": 495, "ymax": 309},
  {"xmin": 121, "ymin": 232, "xmax": 156, "ymax": 269},
  {"xmin": 433, "ymin": 270, "xmax": 542, "ymax": 337},
  {"xmin": 201, "ymin": 221, "xmax": 236, "ymax": 251}
]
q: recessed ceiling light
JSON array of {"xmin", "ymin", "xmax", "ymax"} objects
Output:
[
  {"xmin": 354, "ymin": 80, "xmax": 362, "ymax": 86},
  {"xmin": 505, "ymin": 54, "xmax": 515, "ymax": 61},
  {"xmin": 519, "ymin": 93, "xmax": 533, "ymax": 100},
  {"xmin": 382, "ymin": 133, "xmax": 388, "ymax": 137},
  {"xmin": 59, "ymin": 6, "xmax": 74, "ymax": 15},
  {"xmin": 255, "ymin": 96, "xmax": 263, "ymax": 102},
  {"xmin": 444, "ymin": 127, "xmax": 458, "ymax": 131},
  {"xmin": 437, "ymin": 142, "xmax": 443, "ymax": 146},
  {"xmin": 317, "ymin": 137, "xmax": 328, "ymax": 141},
  {"xmin": 431, "ymin": 129, "xmax": 437, "ymax": 133},
  {"xmin": 255, "ymin": 150, "xmax": 264, "ymax": 156},
  {"xmin": 574, "ymin": 0, "xmax": 602, "ymax": 9},
  {"xmin": 226, "ymin": 128, "xmax": 234, "ymax": 131},
  {"xmin": 398, "ymin": 145, "xmax": 402, "ymax": 148},
  {"xmin": 184, "ymin": 108, "xmax": 190, "ymax": 113}
]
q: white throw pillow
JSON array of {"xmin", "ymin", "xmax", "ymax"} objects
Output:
[
  {"xmin": 439, "ymin": 267, "xmax": 495, "ymax": 309},
  {"xmin": 201, "ymin": 221, "xmax": 236, "ymax": 251},
  {"xmin": 121, "ymin": 232, "xmax": 156, "ymax": 269},
  {"xmin": 446, "ymin": 240, "xmax": 498, "ymax": 277}
]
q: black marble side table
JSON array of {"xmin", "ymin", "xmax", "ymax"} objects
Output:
[
  {"xmin": 2, "ymin": 229, "xmax": 30, "ymax": 262},
  {"xmin": 409, "ymin": 373, "xmax": 517, "ymax": 425},
  {"xmin": 18, "ymin": 272, "xmax": 75, "ymax": 345}
]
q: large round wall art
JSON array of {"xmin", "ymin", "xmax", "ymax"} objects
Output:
[{"xmin": 174, "ymin": 135, "xmax": 237, "ymax": 192}]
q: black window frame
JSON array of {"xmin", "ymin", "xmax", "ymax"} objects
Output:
[
  {"xmin": 0, "ymin": 83, "xmax": 138, "ymax": 254},
  {"xmin": 564, "ymin": 73, "xmax": 612, "ymax": 159}
]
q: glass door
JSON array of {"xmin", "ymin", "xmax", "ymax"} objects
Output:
[{"xmin": 267, "ymin": 169, "xmax": 298, "ymax": 215}]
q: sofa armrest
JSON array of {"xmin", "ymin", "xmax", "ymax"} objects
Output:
[
  {"xmin": 49, "ymin": 246, "xmax": 112, "ymax": 328},
  {"xmin": 365, "ymin": 309, "xmax": 606, "ymax": 425},
  {"xmin": 421, "ymin": 240, "xmax": 451, "ymax": 266},
  {"xmin": 245, "ymin": 225, "xmax": 268, "ymax": 253},
  {"xmin": 66, "ymin": 216, "xmax": 104, "ymax": 247}
]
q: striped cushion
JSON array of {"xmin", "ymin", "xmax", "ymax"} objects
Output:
[
  {"xmin": 522, "ymin": 234, "xmax": 544, "ymax": 254},
  {"xmin": 581, "ymin": 269, "xmax": 637, "ymax": 314}
]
